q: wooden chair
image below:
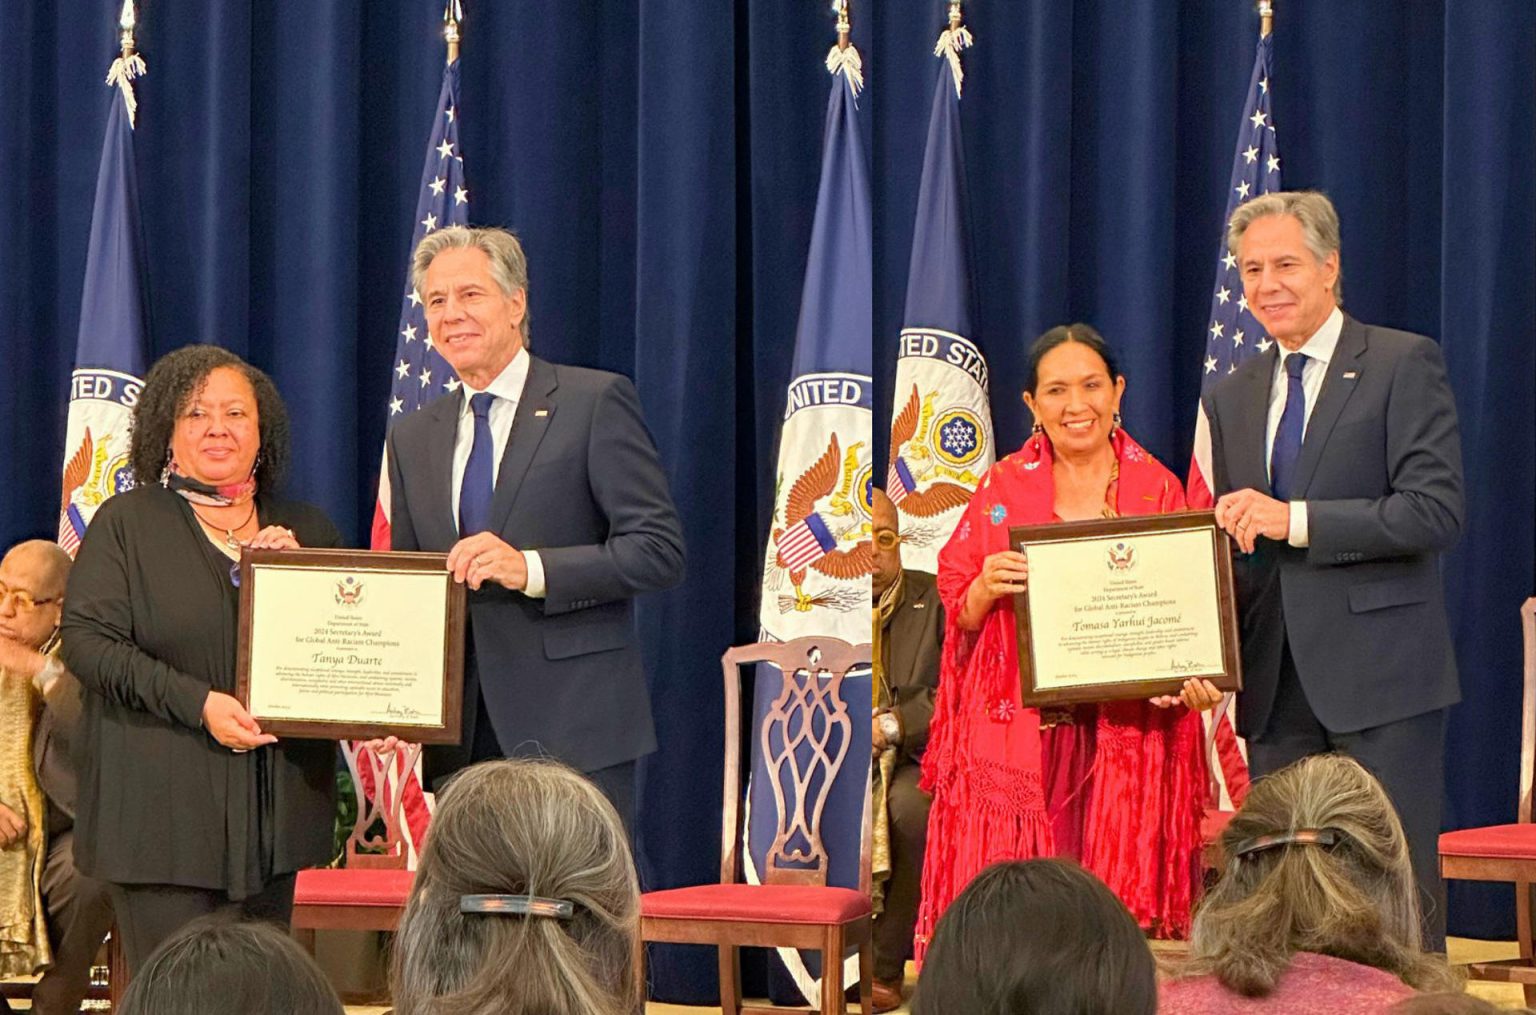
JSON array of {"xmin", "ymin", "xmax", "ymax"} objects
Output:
[
  {"xmin": 1439, "ymin": 598, "xmax": 1536, "ymax": 1002},
  {"xmin": 291, "ymin": 743, "xmax": 421, "ymax": 952},
  {"xmin": 638, "ymin": 637, "xmax": 873, "ymax": 1015}
]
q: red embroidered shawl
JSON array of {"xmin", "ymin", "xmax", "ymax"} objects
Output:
[{"xmin": 914, "ymin": 429, "xmax": 1207, "ymax": 961}]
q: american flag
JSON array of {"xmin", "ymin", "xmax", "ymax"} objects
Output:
[
  {"xmin": 349, "ymin": 55, "xmax": 471, "ymax": 863},
  {"xmin": 1186, "ymin": 30, "xmax": 1281, "ymax": 812},
  {"xmin": 1187, "ymin": 32, "xmax": 1282, "ymax": 509},
  {"xmin": 370, "ymin": 58, "xmax": 470, "ymax": 550}
]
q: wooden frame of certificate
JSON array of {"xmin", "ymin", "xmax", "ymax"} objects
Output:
[
  {"xmin": 235, "ymin": 548, "xmax": 465, "ymax": 743},
  {"xmin": 1009, "ymin": 510, "xmax": 1242, "ymax": 707}
]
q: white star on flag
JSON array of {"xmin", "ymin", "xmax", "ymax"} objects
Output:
[
  {"xmin": 390, "ymin": 397, "xmax": 404, "ymax": 415},
  {"xmin": 402, "ymin": 324, "xmax": 417, "ymax": 342},
  {"xmin": 1210, "ymin": 320, "xmax": 1225, "ymax": 339},
  {"xmin": 1250, "ymin": 109, "xmax": 1267, "ymax": 130},
  {"xmin": 396, "ymin": 360, "xmax": 410, "ymax": 379},
  {"xmin": 1216, "ymin": 287, "xmax": 1231, "ymax": 304},
  {"xmin": 436, "ymin": 139, "xmax": 454, "ymax": 159},
  {"xmin": 1243, "ymin": 145, "xmax": 1258, "ymax": 164},
  {"xmin": 419, "ymin": 369, "xmax": 432, "ymax": 387},
  {"xmin": 429, "ymin": 176, "xmax": 446, "ymax": 196}
]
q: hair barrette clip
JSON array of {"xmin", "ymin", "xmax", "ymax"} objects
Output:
[
  {"xmin": 1231, "ymin": 826, "xmax": 1346, "ymax": 861},
  {"xmin": 460, "ymin": 894, "xmax": 574, "ymax": 919}
]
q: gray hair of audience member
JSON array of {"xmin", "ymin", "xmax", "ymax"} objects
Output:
[
  {"xmin": 1227, "ymin": 189, "xmax": 1345, "ymax": 304},
  {"xmin": 1179, "ymin": 753, "xmax": 1460, "ymax": 997},
  {"xmin": 117, "ymin": 916, "xmax": 343, "ymax": 1015},
  {"xmin": 389, "ymin": 758, "xmax": 640, "ymax": 1015},
  {"xmin": 411, "ymin": 225, "xmax": 532, "ymax": 345}
]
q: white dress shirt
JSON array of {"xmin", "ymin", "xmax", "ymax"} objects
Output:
[
  {"xmin": 449, "ymin": 346, "xmax": 547, "ymax": 597},
  {"xmin": 1263, "ymin": 305, "xmax": 1343, "ymax": 548}
]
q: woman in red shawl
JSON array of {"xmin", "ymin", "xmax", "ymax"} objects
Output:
[{"xmin": 914, "ymin": 324, "xmax": 1219, "ymax": 963}]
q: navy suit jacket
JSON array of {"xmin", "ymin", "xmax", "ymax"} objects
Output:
[
  {"xmin": 1203, "ymin": 315, "xmax": 1464, "ymax": 737},
  {"xmin": 386, "ymin": 354, "xmax": 685, "ymax": 774}
]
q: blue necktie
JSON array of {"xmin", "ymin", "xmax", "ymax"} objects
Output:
[
  {"xmin": 459, "ymin": 392, "xmax": 496, "ymax": 535},
  {"xmin": 1270, "ymin": 352, "xmax": 1307, "ymax": 501}
]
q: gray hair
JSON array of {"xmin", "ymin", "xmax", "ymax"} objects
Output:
[
  {"xmin": 411, "ymin": 226, "xmax": 532, "ymax": 346},
  {"xmin": 1174, "ymin": 754, "xmax": 1459, "ymax": 997},
  {"xmin": 1227, "ymin": 190, "xmax": 1344, "ymax": 304},
  {"xmin": 390, "ymin": 759, "xmax": 640, "ymax": 1015}
]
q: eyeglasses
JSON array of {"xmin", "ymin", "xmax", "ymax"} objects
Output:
[
  {"xmin": 0, "ymin": 581, "xmax": 58, "ymax": 612},
  {"xmin": 874, "ymin": 530, "xmax": 904, "ymax": 551}
]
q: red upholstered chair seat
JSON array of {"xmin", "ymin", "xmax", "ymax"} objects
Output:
[
  {"xmin": 642, "ymin": 883, "xmax": 871, "ymax": 925},
  {"xmin": 294, "ymin": 868, "xmax": 414, "ymax": 908},
  {"xmin": 1440, "ymin": 824, "xmax": 1536, "ymax": 860}
]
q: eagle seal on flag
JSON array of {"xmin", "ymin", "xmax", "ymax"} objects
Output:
[
  {"xmin": 767, "ymin": 434, "xmax": 872, "ymax": 617},
  {"xmin": 886, "ymin": 383, "xmax": 983, "ymax": 548}
]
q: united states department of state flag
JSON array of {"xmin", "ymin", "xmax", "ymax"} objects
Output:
[
  {"xmin": 60, "ymin": 40, "xmax": 151, "ymax": 557},
  {"xmin": 887, "ymin": 15, "xmax": 992, "ymax": 574},
  {"xmin": 1186, "ymin": 30, "xmax": 1282, "ymax": 811},
  {"xmin": 749, "ymin": 37, "xmax": 873, "ymax": 1010},
  {"xmin": 348, "ymin": 56, "xmax": 472, "ymax": 865}
]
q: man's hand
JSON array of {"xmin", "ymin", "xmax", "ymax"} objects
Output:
[
  {"xmin": 0, "ymin": 803, "xmax": 27, "ymax": 849},
  {"xmin": 872, "ymin": 715, "xmax": 889, "ymax": 758},
  {"xmin": 1150, "ymin": 678, "xmax": 1224, "ymax": 712},
  {"xmin": 447, "ymin": 533, "xmax": 528, "ymax": 591},
  {"xmin": 0, "ymin": 636, "xmax": 46, "ymax": 680},
  {"xmin": 245, "ymin": 525, "xmax": 301, "ymax": 551},
  {"xmin": 202, "ymin": 691, "xmax": 278, "ymax": 751},
  {"xmin": 1214, "ymin": 489, "xmax": 1290, "ymax": 553},
  {"xmin": 362, "ymin": 736, "xmax": 402, "ymax": 758}
]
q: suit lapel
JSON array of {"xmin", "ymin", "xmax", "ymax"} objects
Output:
[
  {"xmin": 1230, "ymin": 348, "xmax": 1278, "ymax": 492},
  {"xmin": 423, "ymin": 394, "xmax": 461, "ymax": 541},
  {"xmin": 1292, "ymin": 315, "xmax": 1367, "ymax": 498},
  {"xmin": 489, "ymin": 355, "xmax": 558, "ymax": 534}
]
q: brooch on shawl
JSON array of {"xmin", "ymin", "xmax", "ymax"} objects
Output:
[{"xmin": 989, "ymin": 504, "xmax": 1008, "ymax": 525}]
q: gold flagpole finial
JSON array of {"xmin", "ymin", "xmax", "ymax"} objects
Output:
[
  {"xmin": 834, "ymin": 0, "xmax": 851, "ymax": 51},
  {"xmin": 948, "ymin": 1, "xmax": 963, "ymax": 32},
  {"xmin": 118, "ymin": 0, "xmax": 137, "ymax": 59},
  {"xmin": 1258, "ymin": 0, "xmax": 1274, "ymax": 39},
  {"xmin": 444, "ymin": 0, "xmax": 463, "ymax": 65}
]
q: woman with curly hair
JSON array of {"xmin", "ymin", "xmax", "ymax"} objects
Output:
[
  {"xmin": 1161, "ymin": 753, "xmax": 1460, "ymax": 1012},
  {"xmin": 61, "ymin": 345, "xmax": 341, "ymax": 972}
]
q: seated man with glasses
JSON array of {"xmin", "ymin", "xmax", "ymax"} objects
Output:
[
  {"xmin": 870, "ymin": 489, "xmax": 943, "ymax": 1013},
  {"xmin": 0, "ymin": 540, "xmax": 113, "ymax": 1014}
]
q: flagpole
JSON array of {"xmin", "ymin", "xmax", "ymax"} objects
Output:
[
  {"xmin": 1258, "ymin": 0, "xmax": 1274, "ymax": 38},
  {"xmin": 948, "ymin": 1, "xmax": 962, "ymax": 31},
  {"xmin": 835, "ymin": 0, "xmax": 851, "ymax": 50},
  {"xmin": 117, "ymin": 0, "xmax": 138, "ymax": 60},
  {"xmin": 444, "ymin": 0, "xmax": 462, "ymax": 65}
]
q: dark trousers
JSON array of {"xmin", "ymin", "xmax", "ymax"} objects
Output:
[
  {"xmin": 107, "ymin": 872, "xmax": 298, "ymax": 975},
  {"xmin": 1246, "ymin": 648, "xmax": 1448, "ymax": 951},
  {"xmin": 32, "ymin": 830, "xmax": 114, "ymax": 1015},
  {"xmin": 872, "ymin": 760, "xmax": 930, "ymax": 983},
  {"xmin": 431, "ymin": 689, "xmax": 638, "ymax": 839}
]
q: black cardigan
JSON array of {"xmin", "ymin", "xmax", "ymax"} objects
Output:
[{"xmin": 61, "ymin": 484, "xmax": 341, "ymax": 897}]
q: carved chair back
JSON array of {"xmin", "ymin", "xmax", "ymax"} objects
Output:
[{"xmin": 719, "ymin": 637, "xmax": 871, "ymax": 893}]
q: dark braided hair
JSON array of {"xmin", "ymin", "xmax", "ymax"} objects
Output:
[{"xmin": 129, "ymin": 345, "xmax": 291, "ymax": 492}]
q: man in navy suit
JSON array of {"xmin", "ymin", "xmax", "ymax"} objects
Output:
[
  {"xmin": 1203, "ymin": 191, "xmax": 1464, "ymax": 946},
  {"xmin": 385, "ymin": 226, "xmax": 685, "ymax": 833}
]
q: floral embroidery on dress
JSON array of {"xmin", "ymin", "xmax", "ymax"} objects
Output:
[
  {"xmin": 989, "ymin": 698, "xmax": 1016, "ymax": 723},
  {"xmin": 989, "ymin": 503, "xmax": 1008, "ymax": 525}
]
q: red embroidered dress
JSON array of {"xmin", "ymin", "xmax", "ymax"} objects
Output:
[{"xmin": 914, "ymin": 429, "xmax": 1208, "ymax": 962}]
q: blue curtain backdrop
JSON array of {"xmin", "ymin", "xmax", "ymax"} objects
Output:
[
  {"xmin": 0, "ymin": 0, "xmax": 868, "ymax": 1001},
  {"xmin": 872, "ymin": 1, "xmax": 1535, "ymax": 939}
]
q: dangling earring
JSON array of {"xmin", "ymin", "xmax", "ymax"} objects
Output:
[
  {"xmin": 251, "ymin": 449, "xmax": 263, "ymax": 477},
  {"xmin": 159, "ymin": 450, "xmax": 174, "ymax": 486},
  {"xmin": 1111, "ymin": 411, "xmax": 1123, "ymax": 435},
  {"xmin": 1031, "ymin": 421, "xmax": 1044, "ymax": 436}
]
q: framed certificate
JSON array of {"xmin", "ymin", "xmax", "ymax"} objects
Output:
[
  {"xmin": 1009, "ymin": 511, "xmax": 1241, "ymax": 707},
  {"xmin": 235, "ymin": 548, "xmax": 465, "ymax": 742}
]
